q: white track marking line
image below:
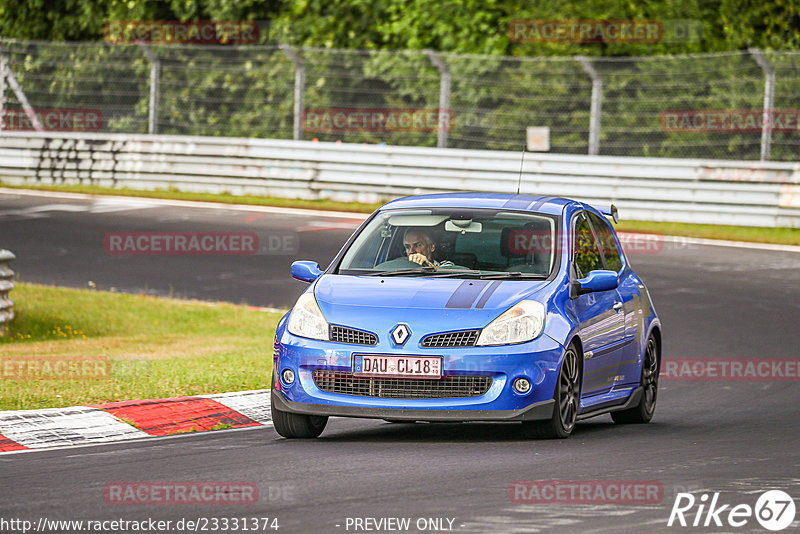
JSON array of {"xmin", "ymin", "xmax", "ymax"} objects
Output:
[
  {"xmin": 0, "ymin": 423, "xmax": 272, "ymax": 456},
  {"xmin": 201, "ymin": 389, "xmax": 272, "ymax": 424},
  {"xmin": 88, "ymin": 197, "xmax": 161, "ymax": 213},
  {"xmin": 0, "ymin": 406, "xmax": 149, "ymax": 448},
  {"xmin": 0, "ymin": 390, "xmax": 276, "ymax": 454},
  {"xmin": 0, "ymin": 203, "xmax": 88, "ymax": 219},
  {"xmin": 0, "ymin": 187, "xmax": 369, "ymax": 219}
]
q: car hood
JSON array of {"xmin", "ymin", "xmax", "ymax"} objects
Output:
[{"xmin": 313, "ymin": 274, "xmax": 552, "ymax": 328}]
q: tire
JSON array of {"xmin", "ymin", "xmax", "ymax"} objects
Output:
[
  {"xmin": 271, "ymin": 404, "xmax": 328, "ymax": 438},
  {"xmin": 611, "ymin": 335, "xmax": 659, "ymax": 424},
  {"xmin": 521, "ymin": 343, "xmax": 581, "ymax": 439}
]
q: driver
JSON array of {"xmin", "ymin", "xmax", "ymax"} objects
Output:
[{"xmin": 403, "ymin": 229, "xmax": 453, "ymax": 268}]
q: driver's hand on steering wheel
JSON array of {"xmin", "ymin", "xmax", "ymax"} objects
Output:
[{"xmin": 408, "ymin": 253, "xmax": 435, "ymax": 268}]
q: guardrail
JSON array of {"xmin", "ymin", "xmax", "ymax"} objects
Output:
[
  {"xmin": 0, "ymin": 250, "xmax": 15, "ymax": 336},
  {"xmin": 0, "ymin": 131, "xmax": 798, "ymax": 227}
]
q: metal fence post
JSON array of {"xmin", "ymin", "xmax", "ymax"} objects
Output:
[
  {"xmin": 139, "ymin": 45, "xmax": 160, "ymax": 135},
  {"xmin": 0, "ymin": 44, "xmax": 44, "ymax": 132},
  {"xmin": 0, "ymin": 249, "xmax": 15, "ymax": 337},
  {"xmin": 424, "ymin": 50, "xmax": 451, "ymax": 149},
  {"xmin": 749, "ymin": 48, "xmax": 775, "ymax": 162},
  {"xmin": 280, "ymin": 45, "xmax": 305, "ymax": 141},
  {"xmin": 0, "ymin": 54, "xmax": 7, "ymax": 130},
  {"xmin": 576, "ymin": 56, "xmax": 602, "ymax": 156}
]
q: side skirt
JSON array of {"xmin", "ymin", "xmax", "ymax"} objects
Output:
[{"xmin": 576, "ymin": 387, "xmax": 643, "ymax": 421}]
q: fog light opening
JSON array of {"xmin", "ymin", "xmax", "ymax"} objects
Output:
[
  {"xmin": 513, "ymin": 377, "xmax": 531, "ymax": 394},
  {"xmin": 282, "ymin": 369, "xmax": 295, "ymax": 385}
]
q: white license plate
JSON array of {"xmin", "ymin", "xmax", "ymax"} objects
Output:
[{"xmin": 353, "ymin": 355, "xmax": 442, "ymax": 379}]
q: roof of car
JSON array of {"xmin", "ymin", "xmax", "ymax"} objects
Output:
[{"xmin": 380, "ymin": 193, "xmax": 575, "ymax": 216}]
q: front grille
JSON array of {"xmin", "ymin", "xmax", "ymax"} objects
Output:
[
  {"xmin": 421, "ymin": 330, "xmax": 480, "ymax": 348},
  {"xmin": 330, "ymin": 326, "xmax": 378, "ymax": 345},
  {"xmin": 313, "ymin": 370, "xmax": 492, "ymax": 399},
  {"xmin": 273, "ymin": 340, "xmax": 281, "ymax": 359}
]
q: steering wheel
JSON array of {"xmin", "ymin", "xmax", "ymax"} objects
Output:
[{"xmin": 375, "ymin": 256, "xmax": 428, "ymax": 270}]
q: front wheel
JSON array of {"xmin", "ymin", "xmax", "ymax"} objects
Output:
[
  {"xmin": 611, "ymin": 335, "xmax": 659, "ymax": 424},
  {"xmin": 521, "ymin": 344, "xmax": 581, "ymax": 439},
  {"xmin": 271, "ymin": 404, "xmax": 328, "ymax": 438}
]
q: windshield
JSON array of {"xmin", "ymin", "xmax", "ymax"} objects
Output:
[{"xmin": 337, "ymin": 208, "xmax": 559, "ymax": 278}]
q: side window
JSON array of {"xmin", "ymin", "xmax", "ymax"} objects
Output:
[
  {"xmin": 587, "ymin": 212, "xmax": 623, "ymax": 272},
  {"xmin": 573, "ymin": 213, "xmax": 603, "ymax": 278}
]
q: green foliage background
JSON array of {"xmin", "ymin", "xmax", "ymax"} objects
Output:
[
  {"xmin": 3, "ymin": 0, "xmax": 799, "ymax": 53},
  {"xmin": 1, "ymin": 0, "xmax": 798, "ymax": 160}
]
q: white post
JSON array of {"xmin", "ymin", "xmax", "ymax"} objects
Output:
[
  {"xmin": 280, "ymin": 45, "xmax": 305, "ymax": 141},
  {"xmin": 0, "ymin": 54, "xmax": 7, "ymax": 131},
  {"xmin": 139, "ymin": 44, "xmax": 160, "ymax": 134},
  {"xmin": 749, "ymin": 48, "xmax": 775, "ymax": 162},
  {"xmin": 576, "ymin": 55, "xmax": 602, "ymax": 156},
  {"xmin": 424, "ymin": 50, "xmax": 451, "ymax": 148},
  {"xmin": 0, "ymin": 44, "xmax": 43, "ymax": 131}
]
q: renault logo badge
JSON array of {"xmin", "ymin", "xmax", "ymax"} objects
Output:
[{"xmin": 391, "ymin": 324, "xmax": 410, "ymax": 345}]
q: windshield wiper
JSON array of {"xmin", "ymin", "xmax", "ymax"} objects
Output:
[
  {"xmin": 364, "ymin": 267, "xmax": 437, "ymax": 277},
  {"xmin": 427, "ymin": 270, "xmax": 545, "ymax": 279},
  {"xmin": 477, "ymin": 272, "xmax": 547, "ymax": 279},
  {"xmin": 432, "ymin": 271, "xmax": 547, "ymax": 279},
  {"xmin": 426, "ymin": 270, "xmax": 484, "ymax": 278},
  {"xmin": 361, "ymin": 268, "xmax": 546, "ymax": 279}
]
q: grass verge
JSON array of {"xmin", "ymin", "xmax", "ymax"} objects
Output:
[
  {"xmin": 2, "ymin": 182, "xmax": 799, "ymax": 245},
  {"xmin": 0, "ymin": 283, "xmax": 283, "ymax": 411},
  {"xmin": 615, "ymin": 220, "xmax": 800, "ymax": 247}
]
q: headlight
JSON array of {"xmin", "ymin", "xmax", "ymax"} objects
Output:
[
  {"xmin": 287, "ymin": 292, "xmax": 329, "ymax": 340},
  {"xmin": 476, "ymin": 300, "xmax": 545, "ymax": 346}
]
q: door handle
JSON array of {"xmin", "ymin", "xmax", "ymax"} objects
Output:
[{"xmin": 613, "ymin": 302, "xmax": 623, "ymax": 311}]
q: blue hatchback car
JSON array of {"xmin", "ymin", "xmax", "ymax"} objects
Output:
[{"xmin": 271, "ymin": 193, "xmax": 661, "ymax": 439}]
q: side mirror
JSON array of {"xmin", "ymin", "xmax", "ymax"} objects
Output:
[
  {"xmin": 291, "ymin": 261, "xmax": 323, "ymax": 283},
  {"xmin": 574, "ymin": 270, "xmax": 618, "ymax": 296}
]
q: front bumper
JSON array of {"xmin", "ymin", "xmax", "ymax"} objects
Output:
[
  {"xmin": 271, "ymin": 389, "xmax": 555, "ymax": 421},
  {"xmin": 272, "ymin": 327, "xmax": 565, "ymax": 422}
]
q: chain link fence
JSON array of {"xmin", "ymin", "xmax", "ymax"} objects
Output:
[{"xmin": 1, "ymin": 38, "xmax": 798, "ymax": 161}]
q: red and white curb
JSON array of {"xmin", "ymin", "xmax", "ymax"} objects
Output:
[{"xmin": 0, "ymin": 389, "xmax": 271, "ymax": 453}]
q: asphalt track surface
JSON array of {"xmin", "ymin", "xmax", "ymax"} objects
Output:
[{"xmin": 1, "ymin": 190, "xmax": 799, "ymax": 533}]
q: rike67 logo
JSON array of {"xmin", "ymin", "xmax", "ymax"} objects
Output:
[{"xmin": 668, "ymin": 490, "xmax": 796, "ymax": 531}]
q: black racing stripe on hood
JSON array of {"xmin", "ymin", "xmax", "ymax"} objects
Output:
[
  {"xmin": 528, "ymin": 196, "xmax": 553, "ymax": 211},
  {"xmin": 445, "ymin": 280, "xmax": 490, "ymax": 309},
  {"xmin": 474, "ymin": 281, "xmax": 502, "ymax": 309},
  {"xmin": 503, "ymin": 195, "xmax": 542, "ymax": 210}
]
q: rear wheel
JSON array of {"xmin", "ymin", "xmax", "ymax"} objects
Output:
[
  {"xmin": 271, "ymin": 404, "xmax": 328, "ymax": 438},
  {"xmin": 611, "ymin": 335, "xmax": 659, "ymax": 424},
  {"xmin": 521, "ymin": 344, "xmax": 581, "ymax": 439}
]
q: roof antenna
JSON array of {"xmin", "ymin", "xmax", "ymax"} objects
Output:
[{"xmin": 517, "ymin": 144, "xmax": 526, "ymax": 195}]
